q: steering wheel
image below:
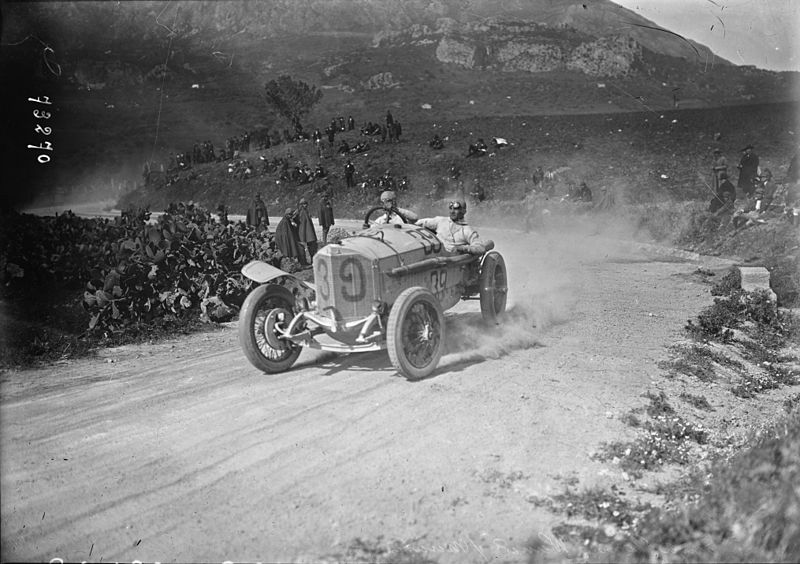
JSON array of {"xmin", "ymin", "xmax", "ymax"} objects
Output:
[{"xmin": 362, "ymin": 205, "xmax": 410, "ymax": 229}]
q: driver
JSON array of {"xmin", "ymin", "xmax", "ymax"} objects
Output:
[
  {"xmin": 416, "ymin": 199, "xmax": 487, "ymax": 255},
  {"xmin": 371, "ymin": 190, "xmax": 419, "ymax": 226}
]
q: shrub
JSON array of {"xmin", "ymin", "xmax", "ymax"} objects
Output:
[
  {"xmin": 1, "ymin": 203, "xmax": 291, "ymax": 339},
  {"xmin": 711, "ymin": 267, "xmax": 741, "ymax": 296}
]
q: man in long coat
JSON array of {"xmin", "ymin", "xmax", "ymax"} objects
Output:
[
  {"xmin": 737, "ymin": 144, "xmax": 759, "ymax": 198},
  {"xmin": 293, "ymin": 198, "xmax": 318, "ymax": 262},
  {"xmin": 246, "ymin": 193, "xmax": 269, "ymax": 232},
  {"xmin": 318, "ymin": 196, "xmax": 335, "ymax": 245},
  {"xmin": 275, "ymin": 208, "xmax": 305, "ymax": 265},
  {"xmin": 711, "ymin": 148, "xmax": 728, "ymax": 193}
]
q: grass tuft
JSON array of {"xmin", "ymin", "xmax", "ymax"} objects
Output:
[{"xmin": 679, "ymin": 392, "xmax": 714, "ymax": 411}]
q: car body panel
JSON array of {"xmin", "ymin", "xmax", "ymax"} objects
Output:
[{"xmin": 312, "ymin": 223, "xmax": 470, "ymax": 322}]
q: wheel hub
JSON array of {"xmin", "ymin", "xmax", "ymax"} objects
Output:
[
  {"xmin": 419, "ymin": 323, "xmax": 433, "ymax": 341},
  {"xmin": 262, "ymin": 307, "xmax": 291, "ymax": 349}
]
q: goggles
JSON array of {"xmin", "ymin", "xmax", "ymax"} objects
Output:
[{"xmin": 449, "ymin": 201, "xmax": 463, "ymax": 210}]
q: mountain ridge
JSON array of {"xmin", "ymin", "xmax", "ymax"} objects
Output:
[{"xmin": 5, "ymin": 0, "xmax": 726, "ymax": 66}]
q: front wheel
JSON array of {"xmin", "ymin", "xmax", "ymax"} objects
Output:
[
  {"xmin": 387, "ymin": 287, "xmax": 445, "ymax": 379},
  {"xmin": 238, "ymin": 284, "xmax": 301, "ymax": 373},
  {"xmin": 480, "ymin": 252, "xmax": 508, "ymax": 324}
]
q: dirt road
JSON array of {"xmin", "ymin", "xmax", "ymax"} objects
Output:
[{"xmin": 1, "ymin": 226, "xmax": 732, "ymax": 563}]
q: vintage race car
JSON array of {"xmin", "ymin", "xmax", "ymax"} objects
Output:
[{"xmin": 237, "ymin": 206, "xmax": 507, "ymax": 379}]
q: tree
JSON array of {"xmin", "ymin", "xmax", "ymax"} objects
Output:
[{"xmin": 263, "ymin": 75, "xmax": 323, "ymax": 125}]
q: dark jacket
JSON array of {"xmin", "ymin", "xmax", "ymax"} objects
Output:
[
  {"xmin": 275, "ymin": 216, "xmax": 302, "ymax": 259},
  {"xmin": 319, "ymin": 201, "xmax": 335, "ymax": 229},
  {"xmin": 246, "ymin": 196, "xmax": 269, "ymax": 228},
  {"xmin": 737, "ymin": 152, "xmax": 759, "ymax": 189},
  {"xmin": 293, "ymin": 207, "xmax": 317, "ymax": 243}
]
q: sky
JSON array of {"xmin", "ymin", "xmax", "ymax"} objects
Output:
[{"xmin": 612, "ymin": 0, "xmax": 799, "ymax": 71}]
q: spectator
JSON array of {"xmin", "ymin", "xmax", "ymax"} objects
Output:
[
  {"xmin": 216, "ymin": 203, "xmax": 229, "ymax": 226},
  {"xmin": 344, "ymin": 160, "xmax": 356, "ymax": 188},
  {"xmin": 737, "ymin": 144, "xmax": 759, "ymax": 197},
  {"xmin": 318, "ymin": 195, "xmax": 335, "ymax": 245},
  {"xmin": 709, "ymin": 172, "xmax": 736, "ymax": 213},
  {"xmin": 246, "ymin": 193, "xmax": 269, "ymax": 232},
  {"xmin": 754, "ymin": 168, "xmax": 777, "ymax": 212},
  {"xmin": 577, "ymin": 182, "xmax": 593, "ymax": 203},
  {"xmin": 275, "ymin": 208, "xmax": 305, "ymax": 265},
  {"xmin": 293, "ymin": 198, "xmax": 318, "ymax": 262},
  {"xmin": 711, "ymin": 148, "xmax": 728, "ymax": 193},
  {"xmin": 532, "ymin": 166, "xmax": 544, "ymax": 191},
  {"xmin": 467, "ymin": 138, "xmax": 488, "ymax": 158}
]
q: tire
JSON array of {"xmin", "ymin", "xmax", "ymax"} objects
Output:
[
  {"xmin": 479, "ymin": 252, "xmax": 508, "ymax": 324},
  {"xmin": 238, "ymin": 284, "xmax": 301, "ymax": 373},
  {"xmin": 387, "ymin": 287, "xmax": 445, "ymax": 379}
]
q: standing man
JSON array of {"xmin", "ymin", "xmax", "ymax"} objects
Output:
[
  {"xmin": 275, "ymin": 208, "xmax": 305, "ymax": 265},
  {"xmin": 344, "ymin": 159, "xmax": 356, "ymax": 188},
  {"xmin": 737, "ymin": 144, "xmax": 759, "ymax": 198},
  {"xmin": 318, "ymin": 195, "xmax": 335, "ymax": 245},
  {"xmin": 711, "ymin": 148, "xmax": 728, "ymax": 193},
  {"xmin": 246, "ymin": 193, "xmax": 269, "ymax": 232},
  {"xmin": 293, "ymin": 198, "xmax": 318, "ymax": 262}
]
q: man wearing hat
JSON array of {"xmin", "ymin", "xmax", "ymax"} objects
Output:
[
  {"xmin": 709, "ymin": 171, "xmax": 736, "ymax": 213},
  {"xmin": 737, "ymin": 144, "xmax": 759, "ymax": 198},
  {"xmin": 293, "ymin": 198, "xmax": 318, "ymax": 262},
  {"xmin": 371, "ymin": 190, "xmax": 418, "ymax": 227},
  {"xmin": 754, "ymin": 168, "xmax": 777, "ymax": 212},
  {"xmin": 275, "ymin": 208, "xmax": 305, "ymax": 265},
  {"xmin": 344, "ymin": 160, "xmax": 356, "ymax": 188},
  {"xmin": 416, "ymin": 199, "xmax": 487, "ymax": 255},
  {"xmin": 318, "ymin": 195, "xmax": 335, "ymax": 245},
  {"xmin": 246, "ymin": 193, "xmax": 269, "ymax": 232}
]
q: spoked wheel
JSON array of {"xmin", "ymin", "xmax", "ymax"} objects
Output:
[
  {"xmin": 238, "ymin": 284, "xmax": 301, "ymax": 373},
  {"xmin": 387, "ymin": 287, "xmax": 445, "ymax": 379},
  {"xmin": 479, "ymin": 252, "xmax": 508, "ymax": 324}
]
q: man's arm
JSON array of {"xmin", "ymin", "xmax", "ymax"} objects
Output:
[
  {"xmin": 415, "ymin": 217, "xmax": 438, "ymax": 230},
  {"xmin": 397, "ymin": 207, "xmax": 418, "ymax": 222},
  {"xmin": 455, "ymin": 225, "xmax": 487, "ymax": 255}
]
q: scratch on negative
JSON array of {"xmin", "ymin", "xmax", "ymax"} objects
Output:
[{"xmin": 620, "ymin": 20, "xmax": 701, "ymax": 60}]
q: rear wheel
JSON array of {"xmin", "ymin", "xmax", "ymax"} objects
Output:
[
  {"xmin": 480, "ymin": 252, "xmax": 508, "ymax": 324},
  {"xmin": 387, "ymin": 287, "xmax": 445, "ymax": 379},
  {"xmin": 238, "ymin": 284, "xmax": 301, "ymax": 373}
]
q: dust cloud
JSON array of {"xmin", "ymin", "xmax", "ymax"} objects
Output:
[
  {"xmin": 21, "ymin": 158, "xmax": 144, "ymax": 213},
  {"xmin": 439, "ymin": 190, "xmax": 655, "ymax": 368}
]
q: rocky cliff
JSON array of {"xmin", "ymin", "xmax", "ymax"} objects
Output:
[{"xmin": 391, "ymin": 19, "xmax": 644, "ymax": 77}]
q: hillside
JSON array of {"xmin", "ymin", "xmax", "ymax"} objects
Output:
[
  {"xmin": 117, "ymin": 102, "xmax": 799, "ymax": 216},
  {"xmin": 2, "ymin": 0, "xmax": 798, "ymax": 210}
]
